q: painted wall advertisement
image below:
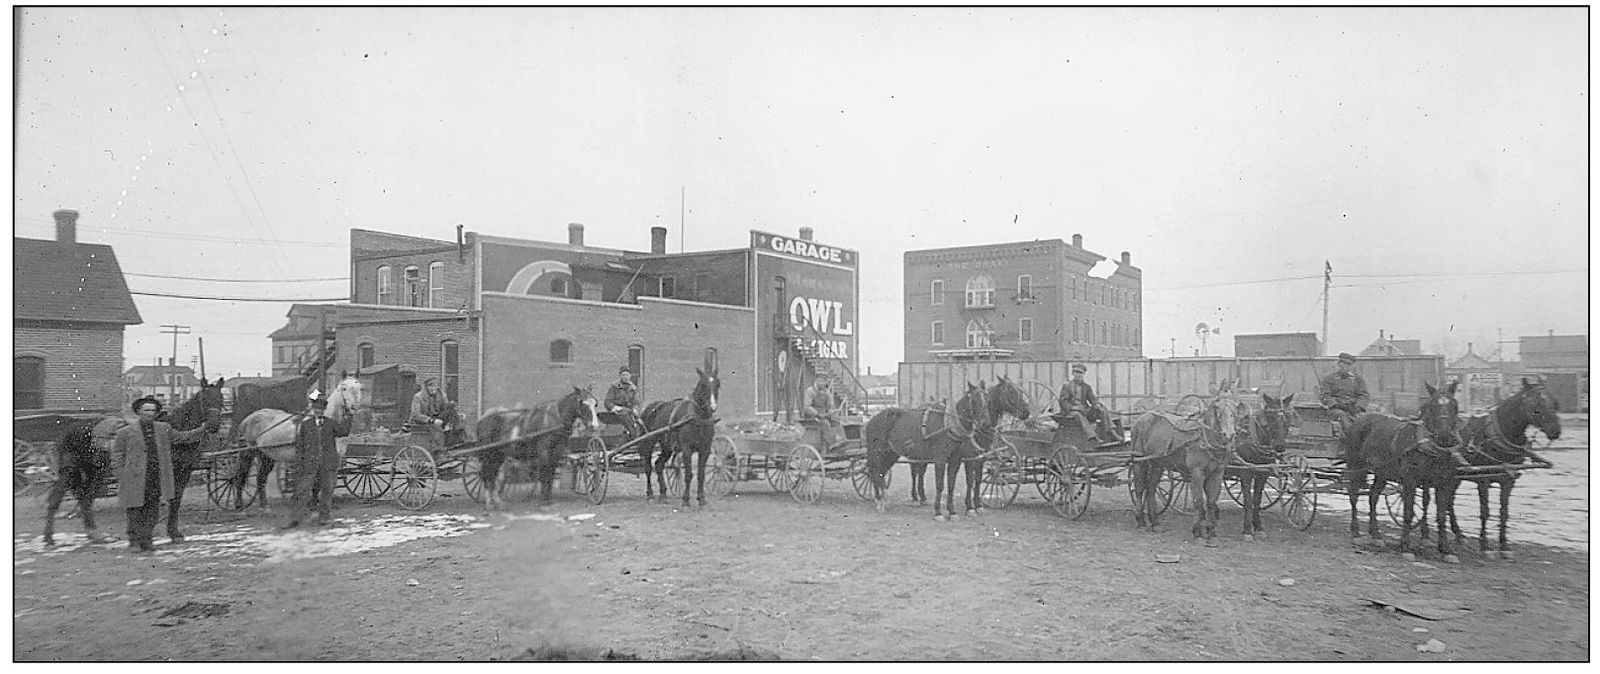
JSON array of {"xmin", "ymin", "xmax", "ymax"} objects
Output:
[{"xmin": 750, "ymin": 230, "xmax": 859, "ymax": 416}]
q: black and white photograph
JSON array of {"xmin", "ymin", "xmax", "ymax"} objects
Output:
[{"xmin": 11, "ymin": 6, "xmax": 1588, "ymax": 661}]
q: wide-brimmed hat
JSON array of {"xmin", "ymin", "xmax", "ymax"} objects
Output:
[{"xmin": 1337, "ymin": 352, "xmax": 1357, "ymax": 363}]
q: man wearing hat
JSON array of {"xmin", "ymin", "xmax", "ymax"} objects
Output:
[
  {"xmin": 112, "ymin": 396, "xmax": 221, "ymax": 552},
  {"xmin": 604, "ymin": 366, "xmax": 644, "ymax": 437},
  {"xmin": 1320, "ymin": 353, "xmax": 1370, "ymax": 431},
  {"xmin": 286, "ymin": 393, "xmax": 350, "ymax": 528},
  {"xmin": 802, "ymin": 375, "xmax": 842, "ymax": 450},
  {"xmin": 1058, "ymin": 364, "xmax": 1109, "ymax": 441},
  {"xmin": 410, "ymin": 378, "xmax": 462, "ymax": 445}
]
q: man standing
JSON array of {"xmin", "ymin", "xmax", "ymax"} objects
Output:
[
  {"xmin": 285, "ymin": 395, "xmax": 350, "ymax": 529},
  {"xmin": 802, "ymin": 376, "xmax": 841, "ymax": 450},
  {"xmin": 604, "ymin": 366, "xmax": 644, "ymax": 437},
  {"xmin": 1058, "ymin": 364, "xmax": 1106, "ymax": 440},
  {"xmin": 410, "ymin": 378, "xmax": 461, "ymax": 445},
  {"xmin": 112, "ymin": 397, "xmax": 219, "ymax": 553},
  {"xmin": 1320, "ymin": 352, "xmax": 1370, "ymax": 430}
]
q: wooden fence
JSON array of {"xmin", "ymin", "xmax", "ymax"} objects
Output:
[{"xmin": 897, "ymin": 356, "xmax": 1446, "ymax": 416}]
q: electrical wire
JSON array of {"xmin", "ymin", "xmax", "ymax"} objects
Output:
[
  {"xmin": 131, "ymin": 290, "xmax": 347, "ymax": 302},
  {"xmin": 126, "ymin": 272, "xmax": 347, "ymax": 283}
]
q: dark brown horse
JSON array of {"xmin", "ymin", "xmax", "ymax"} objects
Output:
[
  {"xmin": 1129, "ymin": 394, "xmax": 1239, "ymax": 545},
  {"xmin": 1447, "ymin": 378, "xmax": 1562, "ymax": 559},
  {"xmin": 1342, "ymin": 382, "xmax": 1463, "ymax": 560},
  {"xmin": 163, "ymin": 378, "xmax": 226, "ymax": 541},
  {"xmin": 1227, "ymin": 393, "xmax": 1294, "ymax": 540},
  {"xmin": 862, "ymin": 382, "xmax": 993, "ymax": 521},
  {"xmin": 475, "ymin": 387, "xmax": 599, "ymax": 510},
  {"xmin": 639, "ymin": 368, "xmax": 721, "ymax": 507},
  {"xmin": 905, "ymin": 377, "xmax": 1032, "ymax": 512}
]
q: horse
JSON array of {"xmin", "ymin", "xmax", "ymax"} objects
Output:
[
  {"xmin": 1128, "ymin": 391, "xmax": 1240, "ymax": 545},
  {"xmin": 905, "ymin": 377, "xmax": 1032, "ymax": 510},
  {"xmin": 474, "ymin": 387, "xmax": 599, "ymax": 510},
  {"xmin": 42, "ymin": 381, "xmax": 224, "ymax": 545},
  {"xmin": 862, "ymin": 381, "xmax": 994, "ymax": 521},
  {"xmin": 1225, "ymin": 393, "xmax": 1294, "ymax": 540},
  {"xmin": 1342, "ymin": 382, "xmax": 1463, "ymax": 560},
  {"xmin": 639, "ymin": 368, "xmax": 721, "ymax": 507},
  {"xmin": 229, "ymin": 375, "xmax": 363, "ymax": 511},
  {"xmin": 1444, "ymin": 378, "xmax": 1562, "ymax": 559}
]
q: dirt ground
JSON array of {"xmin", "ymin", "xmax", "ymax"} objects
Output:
[{"xmin": 11, "ymin": 459, "xmax": 1590, "ymax": 661}]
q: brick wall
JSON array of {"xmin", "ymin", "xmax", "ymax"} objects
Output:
[
  {"xmin": 333, "ymin": 312, "xmax": 481, "ymax": 420},
  {"xmin": 350, "ymin": 230, "xmax": 472, "ymax": 310},
  {"xmin": 14, "ymin": 321, "xmax": 125, "ymax": 411},
  {"xmin": 481, "ymin": 293, "xmax": 756, "ymax": 420}
]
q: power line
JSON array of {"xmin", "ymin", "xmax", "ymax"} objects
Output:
[
  {"xmin": 126, "ymin": 271, "xmax": 347, "ymax": 283},
  {"xmin": 132, "ymin": 290, "xmax": 347, "ymax": 302}
]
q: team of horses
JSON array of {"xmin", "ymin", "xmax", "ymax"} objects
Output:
[{"xmin": 41, "ymin": 366, "xmax": 1562, "ymax": 563}]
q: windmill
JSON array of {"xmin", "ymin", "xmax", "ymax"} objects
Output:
[{"xmin": 1195, "ymin": 322, "xmax": 1222, "ymax": 356}]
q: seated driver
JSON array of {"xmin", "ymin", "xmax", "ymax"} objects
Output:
[
  {"xmin": 410, "ymin": 378, "xmax": 464, "ymax": 445},
  {"xmin": 1058, "ymin": 363, "xmax": 1113, "ymax": 442}
]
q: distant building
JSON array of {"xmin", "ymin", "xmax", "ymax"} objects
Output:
[
  {"xmin": 269, "ymin": 304, "xmax": 338, "ymax": 376},
  {"xmin": 903, "ymin": 233, "xmax": 1142, "ymax": 362},
  {"xmin": 1359, "ymin": 330, "xmax": 1426, "ymax": 357},
  {"xmin": 1518, "ymin": 332, "xmax": 1588, "ymax": 411},
  {"xmin": 14, "ymin": 210, "xmax": 142, "ymax": 412},
  {"xmin": 124, "ymin": 360, "xmax": 202, "ymax": 404},
  {"xmin": 1234, "ymin": 332, "xmax": 1323, "ymax": 358}
]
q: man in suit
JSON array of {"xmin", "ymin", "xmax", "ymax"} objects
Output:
[
  {"xmin": 1057, "ymin": 363, "xmax": 1109, "ymax": 440},
  {"xmin": 285, "ymin": 394, "xmax": 351, "ymax": 529},
  {"xmin": 410, "ymin": 378, "xmax": 462, "ymax": 446},
  {"xmin": 1319, "ymin": 352, "xmax": 1370, "ymax": 431},
  {"xmin": 112, "ymin": 397, "xmax": 220, "ymax": 553}
]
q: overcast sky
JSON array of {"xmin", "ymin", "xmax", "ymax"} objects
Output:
[{"xmin": 12, "ymin": 7, "xmax": 1589, "ymax": 380}]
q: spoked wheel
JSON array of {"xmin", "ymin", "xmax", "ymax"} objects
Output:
[
  {"xmin": 1279, "ymin": 454, "xmax": 1319, "ymax": 531},
  {"xmin": 663, "ymin": 462, "xmax": 684, "ymax": 499},
  {"xmin": 1158, "ymin": 469, "xmax": 1188, "ymax": 516},
  {"xmin": 390, "ymin": 445, "xmax": 438, "ymax": 511},
  {"xmin": 786, "ymin": 444, "xmax": 825, "ymax": 504},
  {"xmin": 1380, "ymin": 482, "xmax": 1409, "ymax": 527},
  {"xmin": 1175, "ymin": 394, "xmax": 1207, "ymax": 416},
  {"xmin": 1225, "ymin": 471, "xmax": 1246, "ymax": 507},
  {"xmin": 14, "ymin": 439, "xmax": 57, "ymax": 496},
  {"xmin": 1226, "ymin": 468, "xmax": 1284, "ymax": 510},
  {"xmin": 1045, "ymin": 447, "xmax": 1091, "ymax": 519},
  {"xmin": 708, "ymin": 435, "xmax": 738, "ymax": 500},
  {"xmin": 206, "ymin": 452, "xmax": 260, "ymax": 510},
  {"xmin": 578, "ymin": 437, "xmax": 609, "ymax": 505},
  {"xmin": 339, "ymin": 456, "xmax": 393, "ymax": 500},
  {"xmin": 766, "ymin": 454, "xmax": 794, "ymax": 493},
  {"xmin": 979, "ymin": 437, "xmax": 1023, "ymax": 509},
  {"xmin": 461, "ymin": 455, "xmax": 486, "ymax": 503}
]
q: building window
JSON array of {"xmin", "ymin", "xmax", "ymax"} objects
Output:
[
  {"xmin": 428, "ymin": 261, "xmax": 445, "ymax": 308},
  {"xmin": 660, "ymin": 277, "xmax": 676, "ymax": 299},
  {"xmin": 15, "ymin": 356, "xmax": 44, "ymax": 409},
  {"xmin": 377, "ymin": 266, "xmax": 392, "ymax": 305},
  {"xmin": 965, "ymin": 276, "xmax": 994, "ymax": 308},
  {"xmin": 404, "ymin": 266, "xmax": 424, "ymax": 307},
  {"xmin": 441, "ymin": 341, "xmax": 460, "ymax": 401},
  {"xmin": 1072, "ymin": 317, "xmax": 1079, "ymax": 342},
  {"xmin": 1134, "ymin": 327, "xmax": 1140, "ymax": 348},
  {"xmin": 930, "ymin": 280, "xmax": 944, "ymax": 306},
  {"xmin": 550, "ymin": 339, "xmax": 572, "ymax": 364},
  {"xmin": 1019, "ymin": 318, "xmax": 1033, "ymax": 343},
  {"xmin": 1132, "ymin": 292, "xmax": 1138, "ymax": 311},
  {"xmin": 628, "ymin": 345, "xmax": 645, "ymax": 384},
  {"xmin": 704, "ymin": 347, "xmax": 718, "ymax": 372},
  {"xmin": 931, "ymin": 321, "xmax": 945, "ymax": 345},
  {"xmin": 551, "ymin": 276, "xmax": 567, "ymax": 295},
  {"xmin": 570, "ymin": 278, "xmax": 584, "ymax": 300},
  {"xmin": 1101, "ymin": 321, "xmax": 1108, "ymax": 345},
  {"xmin": 1017, "ymin": 275, "xmax": 1033, "ymax": 301},
  {"xmin": 358, "ymin": 343, "xmax": 375, "ymax": 369},
  {"xmin": 965, "ymin": 320, "xmax": 991, "ymax": 349}
]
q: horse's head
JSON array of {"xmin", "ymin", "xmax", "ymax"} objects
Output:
[
  {"xmin": 1421, "ymin": 381, "xmax": 1463, "ymax": 448},
  {"xmin": 563, "ymin": 386, "xmax": 601, "ymax": 432},
  {"xmin": 1252, "ymin": 393, "xmax": 1294, "ymax": 449},
  {"xmin": 990, "ymin": 376, "xmax": 1031, "ymax": 422},
  {"xmin": 326, "ymin": 375, "xmax": 365, "ymax": 423},
  {"xmin": 1514, "ymin": 377, "xmax": 1562, "ymax": 441},
  {"xmin": 957, "ymin": 381, "xmax": 994, "ymax": 432},
  {"xmin": 693, "ymin": 367, "xmax": 720, "ymax": 418},
  {"xmin": 1202, "ymin": 393, "xmax": 1240, "ymax": 442}
]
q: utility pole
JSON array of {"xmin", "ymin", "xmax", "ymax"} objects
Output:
[
  {"xmin": 160, "ymin": 324, "xmax": 190, "ymax": 403},
  {"xmin": 1321, "ymin": 260, "xmax": 1332, "ymax": 357},
  {"xmin": 1170, "ymin": 337, "xmax": 1177, "ymax": 358},
  {"xmin": 198, "ymin": 336, "xmax": 207, "ymax": 382}
]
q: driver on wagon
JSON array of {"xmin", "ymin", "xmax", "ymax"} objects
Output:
[
  {"xmin": 1058, "ymin": 363, "xmax": 1111, "ymax": 442},
  {"xmin": 410, "ymin": 378, "xmax": 463, "ymax": 444},
  {"xmin": 604, "ymin": 366, "xmax": 644, "ymax": 437}
]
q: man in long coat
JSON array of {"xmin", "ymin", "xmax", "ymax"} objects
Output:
[
  {"xmin": 286, "ymin": 395, "xmax": 350, "ymax": 528},
  {"xmin": 113, "ymin": 397, "xmax": 219, "ymax": 552}
]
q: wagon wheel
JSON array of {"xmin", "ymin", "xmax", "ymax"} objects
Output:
[
  {"xmin": 1020, "ymin": 379, "xmax": 1061, "ymax": 418},
  {"xmin": 979, "ymin": 437, "xmax": 1022, "ymax": 509},
  {"xmin": 340, "ymin": 456, "xmax": 393, "ymax": 500},
  {"xmin": 1044, "ymin": 447, "xmax": 1091, "ymax": 519},
  {"xmin": 206, "ymin": 452, "xmax": 260, "ymax": 510},
  {"xmin": 1381, "ymin": 483, "xmax": 1406, "ymax": 527},
  {"xmin": 390, "ymin": 445, "xmax": 438, "ymax": 510},
  {"xmin": 786, "ymin": 444, "xmax": 825, "ymax": 504},
  {"xmin": 663, "ymin": 462, "xmax": 684, "ymax": 499},
  {"xmin": 1279, "ymin": 454, "xmax": 1319, "ymax": 531},
  {"xmin": 765, "ymin": 453, "xmax": 794, "ymax": 493},
  {"xmin": 1160, "ymin": 469, "xmax": 1189, "ymax": 516},
  {"xmin": 576, "ymin": 437, "xmax": 609, "ymax": 505},
  {"xmin": 14, "ymin": 438, "xmax": 58, "ymax": 496},
  {"xmin": 1175, "ymin": 394, "xmax": 1207, "ymax": 416},
  {"xmin": 708, "ymin": 435, "xmax": 737, "ymax": 500},
  {"xmin": 1225, "ymin": 468, "xmax": 1285, "ymax": 510},
  {"xmin": 1224, "ymin": 470, "xmax": 1246, "ymax": 507},
  {"xmin": 498, "ymin": 457, "xmax": 537, "ymax": 503},
  {"xmin": 460, "ymin": 455, "xmax": 486, "ymax": 503}
]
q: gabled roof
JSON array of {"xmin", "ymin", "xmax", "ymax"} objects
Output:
[
  {"xmin": 124, "ymin": 365, "xmax": 199, "ymax": 387},
  {"xmin": 1448, "ymin": 350, "xmax": 1495, "ymax": 370},
  {"xmin": 13, "ymin": 237, "xmax": 142, "ymax": 324}
]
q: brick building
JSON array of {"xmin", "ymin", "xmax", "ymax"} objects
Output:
[
  {"xmin": 293, "ymin": 223, "xmax": 858, "ymax": 427},
  {"xmin": 903, "ymin": 233, "xmax": 1142, "ymax": 362},
  {"xmin": 1235, "ymin": 332, "xmax": 1323, "ymax": 358},
  {"xmin": 14, "ymin": 209, "xmax": 142, "ymax": 412}
]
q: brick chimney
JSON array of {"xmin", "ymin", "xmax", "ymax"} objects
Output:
[
  {"xmin": 1071, "ymin": 233, "xmax": 1083, "ymax": 248},
  {"xmin": 568, "ymin": 223, "xmax": 584, "ymax": 246},
  {"xmin": 53, "ymin": 209, "xmax": 78, "ymax": 244},
  {"xmin": 650, "ymin": 227, "xmax": 667, "ymax": 254},
  {"xmin": 798, "ymin": 227, "xmax": 814, "ymax": 241},
  {"xmin": 1120, "ymin": 251, "xmax": 1131, "ymax": 265}
]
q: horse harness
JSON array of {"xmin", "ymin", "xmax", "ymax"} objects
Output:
[{"xmin": 916, "ymin": 389, "xmax": 989, "ymax": 456}]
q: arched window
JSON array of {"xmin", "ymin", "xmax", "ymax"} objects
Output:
[
  {"xmin": 964, "ymin": 276, "xmax": 994, "ymax": 308},
  {"xmin": 551, "ymin": 277, "xmax": 567, "ymax": 295},
  {"xmin": 965, "ymin": 320, "xmax": 991, "ymax": 349},
  {"xmin": 404, "ymin": 266, "xmax": 424, "ymax": 307},
  {"xmin": 441, "ymin": 340, "xmax": 460, "ymax": 400},
  {"xmin": 358, "ymin": 343, "xmax": 375, "ymax": 369},
  {"xmin": 550, "ymin": 339, "xmax": 572, "ymax": 364},
  {"xmin": 14, "ymin": 355, "xmax": 44, "ymax": 409},
  {"xmin": 428, "ymin": 261, "xmax": 445, "ymax": 308},
  {"xmin": 628, "ymin": 344, "xmax": 645, "ymax": 384},
  {"xmin": 377, "ymin": 266, "xmax": 392, "ymax": 305}
]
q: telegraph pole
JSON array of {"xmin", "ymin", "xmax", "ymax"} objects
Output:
[
  {"xmin": 1321, "ymin": 260, "xmax": 1332, "ymax": 356},
  {"xmin": 160, "ymin": 324, "xmax": 190, "ymax": 403}
]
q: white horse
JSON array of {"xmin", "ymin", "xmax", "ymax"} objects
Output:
[{"xmin": 231, "ymin": 375, "xmax": 363, "ymax": 511}]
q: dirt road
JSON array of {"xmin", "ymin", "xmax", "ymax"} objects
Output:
[{"xmin": 12, "ymin": 461, "xmax": 1589, "ymax": 661}]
